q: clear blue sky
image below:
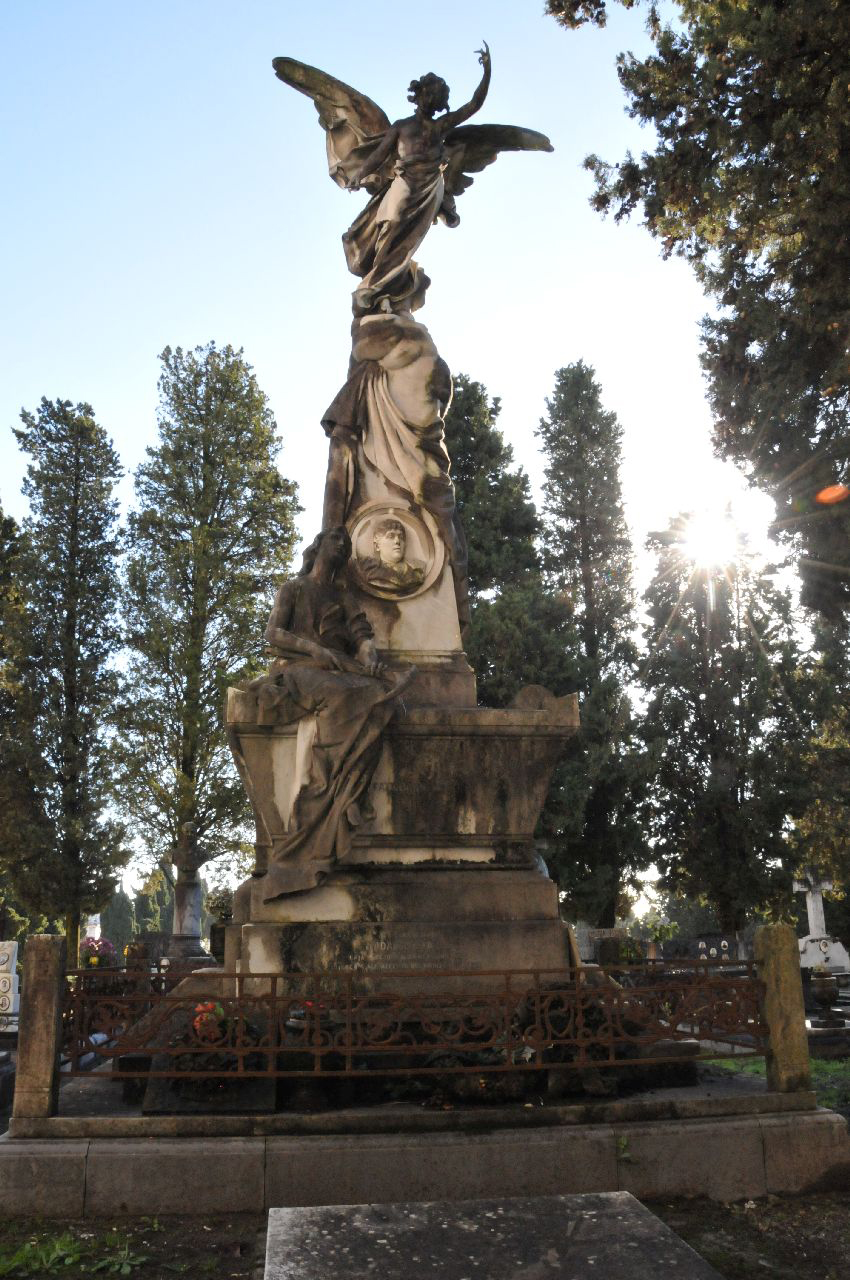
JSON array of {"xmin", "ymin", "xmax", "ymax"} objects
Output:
[{"xmin": 0, "ymin": 1, "xmax": 770, "ymax": 574}]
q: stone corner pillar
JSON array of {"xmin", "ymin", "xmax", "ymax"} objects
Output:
[
  {"xmin": 754, "ymin": 922, "xmax": 811, "ymax": 1093},
  {"xmin": 12, "ymin": 934, "xmax": 67, "ymax": 1119}
]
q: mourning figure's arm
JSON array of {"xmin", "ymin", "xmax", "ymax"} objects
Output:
[
  {"xmin": 440, "ymin": 42, "xmax": 491, "ymax": 131},
  {"xmin": 265, "ymin": 581, "xmax": 346, "ymax": 671}
]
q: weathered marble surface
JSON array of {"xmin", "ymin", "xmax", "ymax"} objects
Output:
[
  {"xmin": 214, "ymin": 47, "xmax": 572, "ymax": 986},
  {"xmin": 234, "ymin": 862, "xmax": 571, "ymax": 982},
  {"xmin": 273, "ymin": 50, "xmax": 554, "ymax": 663},
  {"xmin": 247, "ymin": 527, "xmax": 413, "ymax": 898},
  {"xmin": 264, "ymin": 1192, "xmax": 724, "ymax": 1279},
  {"xmin": 272, "ymin": 48, "xmax": 552, "ymax": 316},
  {"xmin": 322, "ymin": 309, "xmax": 471, "ymax": 655},
  {"xmin": 227, "ymin": 691, "xmax": 579, "ymax": 879}
]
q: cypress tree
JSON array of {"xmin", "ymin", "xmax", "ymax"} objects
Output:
[
  {"xmin": 0, "ymin": 505, "xmax": 46, "ymax": 897},
  {"xmin": 7, "ymin": 401, "xmax": 126, "ymax": 964},
  {"xmin": 100, "ymin": 887, "xmax": 136, "ymax": 958},
  {"xmin": 443, "ymin": 374, "xmax": 576, "ymax": 707},
  {"xmin": 536, "ymin": 362, "xmax": 649, "ymax": 926},
  {"xmin": 791, "ymin": 622, "xmax": 850, "ymax": 910},
  {"xmin": 643, "ymin": 515, "xmax": 815, "ymax": 931},
  {"xmin": 118, "ymin": 343, "xmax": 300, "ymax": 877},
  {"xmin": 443, "ymin": 375, "xmax": 539, "ymax": 602}
]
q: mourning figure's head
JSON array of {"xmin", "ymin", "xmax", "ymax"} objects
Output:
[{"xmin": 300, "ymin": 525, "xmax": 352, "ymax": 577}]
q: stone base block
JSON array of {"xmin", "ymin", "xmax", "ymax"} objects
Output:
[
  {"xmin": 226, "ymin": 697, "xmax": 579, "ymax": 878},
  {"xmin": 0, "ymin": 1138, "xmax": 88, "ymax": 1216},
  {"xmin": 240, "ymin": 918, "xmax": 570, "ymax": 986},
  {"xmin": 615, "ymin": 1116, "xmax": 767, "ymax": 1202},
  {"xmin": 760, "ymin": 1110, "xmax": 850, "ymax": 1192},
  {"xmin": 243, "ymin": 867, "xmax": 561, "ymax": 925},
  {"xmin": 379, "ymin": 652, "xmax": 477, "ymax": 708},
  {"xmin": 264, "ymin": 1127, "xmax": 618, "ymax": 1207},
  {"xmin": 235, "ymin": 865, "xmax": 571, "ymax": 987},
  {"xmin": 84, "ymin": 1137, "xmax": 265, "ymax": 1215}
]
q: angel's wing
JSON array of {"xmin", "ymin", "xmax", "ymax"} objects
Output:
[
  {"xmin": 442, "ymin": 123, "xmax": 554, "ymax": 200},
  {"xmin": 272, "ymin": 57, "xmax": 392, "ymax": 193}
]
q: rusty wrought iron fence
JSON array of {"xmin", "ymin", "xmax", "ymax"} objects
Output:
[{"xmin": 61, "ymin": 961, "xmax": 767, "ymax": 1081}]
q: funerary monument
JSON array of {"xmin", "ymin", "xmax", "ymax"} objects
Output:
[{"xmin": 224, "ymin": 46, "xmax": 577, "ymax": 984}]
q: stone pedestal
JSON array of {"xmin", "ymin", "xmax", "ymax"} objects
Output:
[
  {"xmin": 227, "ymin": 688, "xmax": 579, "ymax": 988},
  {"xmin": 166, "ymin": 829, "xmax": 216, "ymax": 967},
  {"xmin": 167, "ymin": 869, "xmax": 212, "ymax": 964},
  {"xmin": 237, "ymin": 866, "xmax": 569, "ymax": 988}
]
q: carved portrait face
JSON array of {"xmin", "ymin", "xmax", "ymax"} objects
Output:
[{"xmin": 373, "ymin": 520, "xmax": 406, "ymax": 566}]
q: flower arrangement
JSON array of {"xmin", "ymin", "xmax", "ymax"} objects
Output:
[
  {"xmin": 79, "ymin": 936, "xmax": 118, "ymax": 969},
  {"xmin": 193, "ymin": 1001, "xmax": 227, "ymax": 1042}
]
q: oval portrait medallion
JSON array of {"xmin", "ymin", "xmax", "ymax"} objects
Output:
[{"xmin": 348, "ymin": 502, "xmax": 443, "ymax": 600}]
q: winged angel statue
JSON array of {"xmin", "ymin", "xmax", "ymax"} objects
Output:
[{"xmin": 273, "ymin": 46, "xmax": 553, "ymax": 314}]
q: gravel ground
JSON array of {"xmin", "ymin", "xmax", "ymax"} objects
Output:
[{"xmin": 653, "ymin": 1193, "xmax": 850, "ymax": 1280}]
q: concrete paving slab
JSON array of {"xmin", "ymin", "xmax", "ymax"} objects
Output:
[{"xmin": 264, "ymin": 1191, "xmax": 724, "ymax": 1279}]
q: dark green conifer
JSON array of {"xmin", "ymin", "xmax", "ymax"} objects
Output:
[
  {"xmin": 118, "ymin": 343, "xmax": 300, "ymax": 877},
  {"xmin": 536, "ymin": 363, "xmax": 650, "ymax": 926},
  {"xmin": 642, "ymin": 516, "xmax": 815, "ymax": 930},
  {"xmin": 443, "ymin": 374, "xmax": 576, "ymax": 708},
  {"xmin": 549, "ymin": 0, "xmax": 850, "ymax": 618},
  {"xmin": 7, "ymin": 402, "xmax": 126, "ymax": 963}
]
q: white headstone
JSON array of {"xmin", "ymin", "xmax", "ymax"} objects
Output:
[
  {"xmin": 84, "ymin": 914, "xmax": 101, "ymax": 940},
  {"xmin": 793, "ymin": 876, "xmax": 849, "ymax": 971},
  {"xmin": 571, "ymin": 920, "xmax": 594, "ymax": 963},
  {"xmin": 799, "ymin": 934, "xmax": 850, "ymax": 973},
  {"xmin": 0, "ymin": 942, "xmax": 20, "ymax": 1031}
]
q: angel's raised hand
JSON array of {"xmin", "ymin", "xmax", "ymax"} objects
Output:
[{"xmin": 476, "ymin": 41, "xmax": 491, "ymax": 69}]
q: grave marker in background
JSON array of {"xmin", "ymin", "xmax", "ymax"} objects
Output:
[{"xmin": 0, "ymin": 943, "xmax": 20, "ymax": 1037}]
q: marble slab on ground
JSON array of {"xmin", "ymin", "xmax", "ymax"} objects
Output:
[{"xmin": 264, "ymin": 1190, "xmax": 723, "ymax": 1279}]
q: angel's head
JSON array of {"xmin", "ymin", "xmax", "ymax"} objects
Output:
[{"xmin": 408, "ymin": 73, "xmax": 449, "ymax": 116}]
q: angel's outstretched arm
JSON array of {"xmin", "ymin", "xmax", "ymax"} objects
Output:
[
  {"xmin": 441, "ymin": 42, "xmax": 491, "ymax": 132},
  {"xmin": 350, "ymin": 124, "xmax": 399, "ymax": 188}
]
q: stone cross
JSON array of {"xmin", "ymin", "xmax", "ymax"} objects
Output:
[{"xmin": 793, "ymin": 874, "xmax": 833, "ymax": 939}]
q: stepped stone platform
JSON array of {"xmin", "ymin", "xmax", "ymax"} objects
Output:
[{"xmin": 2, "ymin": 1065, "xmax": 849, "ymax": 1214}]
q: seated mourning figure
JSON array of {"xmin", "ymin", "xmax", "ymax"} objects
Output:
[
  {"xmin": 251, "ymin": 526, "xmax": 413, "ymax": 899},
  {"xmin": 357, "ymin": 517, "xmax": 425, "ymax": 594}
]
